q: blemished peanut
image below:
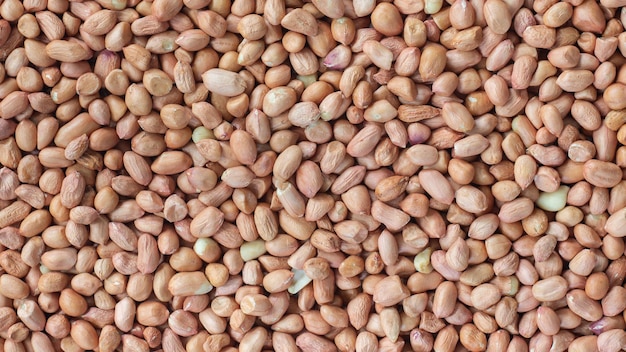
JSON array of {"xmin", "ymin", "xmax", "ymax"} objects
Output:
[{"xmin": 0, "ymin": 0, "xmax": 625, "ymax": 350}]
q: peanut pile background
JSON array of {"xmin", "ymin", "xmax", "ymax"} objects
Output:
[{"xmin": 1, "ymin": 0, "xmax": 626, "ymax": 351}]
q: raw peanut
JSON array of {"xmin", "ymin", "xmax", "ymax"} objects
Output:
[
  {"xmin": 511, "ymin": 55, "xmax": 537, "ymax": 89},
  {"xmin": 296, "ymin": 332, "xmax": 337, "ymax": 352},
  {"xmin": 597, "ymin": 330, "xmax": 626, "ymax": 352},
  {"xmin": 151, "ymin": 0, "xmax": 183, "ymax": 22},
  {"xmin": 312, "ymin": 0, "xmax": 343, "ymax": 19},
  {"xmin": 432, "ymin": 282, "xmax": 457, "ymax": 318},
  {"xmin": 168, "ymin": 272, "xmax": 213, "ymax": 296},
  {"xmin": 566, "ymin": 289, "xmax": 602, "ymax": 322},
  {"xmin": 373, "ymin": 275, "xmax": 410, "ymax": 306},
  {"xmin": 45, "ymin": 40, "xmax": 91, "ymax": 62},
  {"xmin": 459, "ymin": 324, "xmax": 487, "ymax": 351},
  {"xmin": 280, "ymin": 9, "xmax": 319, "ymax": 36},
  {"xmin": 484, "ymin": 0, "xmax": 512, "ymax": 34},
  {"xmin": 82, "ymin": 10, "xmax": 118, "ymax": 35},
  {"xmin": 532, "ymin": 276, "xmax": 568, "ymax": 302},
  {"xmin": 446, "ymin": 238, "xmax": 469, "ymax": 272},
  {"xmin": 364, "ymin": 100, "xmax": 398, "ymax": 123},
  {"xmin": 196, "ymin": 10, "xmax": 227, "ymax": 38},
  {"xmin": 419, "ymin": 43, "xmax": 448, "ymax": 81},
  {"xmin": 556, "ymin": 69, "xmax": 594, "ymax": 92},
  {"xmin": 453, "ymin": 134, "xmax": 490, "ymax": 157},
  {"xmin": 486, "ymin": 39, "xmax": 514, "ymax": 71},
  {"xmin": 202, "ymin": 69, "xmax": 247, "ymax": 97},
  {"xmin": 0, "ymin": 91, "xmax": 29, "ymax": 119},
  {"xmin": 470, "ymin": 283, "xmax": 501, "ymax": 310},
  {"xmin": 572, "ymin": 0, "xmax": 606, "ymax": 34},
  {"xmin": 371, "ymin": 3, "xmax": 403, "ymax": 36},
  {"xmin": 263, "ymin": 86, "xmax": 297, "ymax": 117},
  {"xmin": 375, "ymin": 175, "xmax": 408, "ymax": 202},
  {"xmin": 543, "ymin": 3, "xmax": 573, "ymax": 28},
  {"xmin": 449, "ymin": 0, "xmax": 475, "ymax": 30},
  {"xmin": 151, "ymin": 151, "xmax": 193, "ymax": 175},
  {"xmin": 229, "ymin": 130, "xmax": 257, "ymax": 165},
  {"xmin": 442, "ymin": 102, "xmax": 475, "ymax": 133},
  {"xmin": 498, "ymin": 197, "xmax": 534, "ymax": 223},
  {"xmin": 406, "ymin": 144, "xmax": 439, "ymax": 166},
  {"xmin": 604, "ymin": 83, "xmax": 626, "ymax": 109},
  {"xmin": 434, "ymin": 325, "xmax": 459, "ymax": 351},
  {"xmin": 362, "ymin": 40, "xmax": 393, "ymax": 70},
  {"xmin": 346, "ymin": 123, "xmax": 383, "ymax": 157},
  {"xmin": 522, "ymin": 25, "xmax": 556, "ymax": 49},
  {"xmin": 418, "ymin": 169, "xmax": 455, "ymax": 205},
  {"xmin": 288, "ymin": 102, "xmax": 321, "ymax": 128},
  {"xmin": 583, "ymin": 160, "xmax": 622, "ymax": 188},
  {"xmin": 536, "ymin": 306, "xmax": 560, "ymax": 336},
  {"xmin": 455, "ymin": 185, "xmax": 489, "ymax": 214}
]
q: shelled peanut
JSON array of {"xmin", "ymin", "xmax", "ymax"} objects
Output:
[{"xmin": 1, "ymin": 0, "xmax": 626, "ymax": 351}]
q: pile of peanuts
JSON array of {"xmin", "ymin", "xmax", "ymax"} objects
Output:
[{"xmin": 1, "ymin": 0, "xmax": 626, "ymax": 350}]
